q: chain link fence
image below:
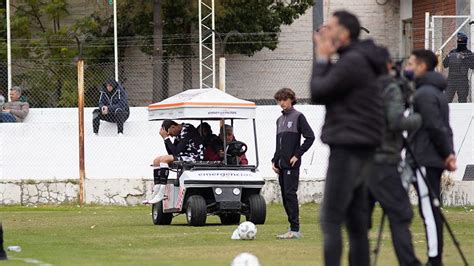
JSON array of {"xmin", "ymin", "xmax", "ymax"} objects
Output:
[
  {"xmin": 0, "ymin": 57, "xmax": 314, "ymax": 108},
  {"xmin": 0, "ymin": 54, "xmax": 317, "ymax": 182},
  {"xmin": 0, "ymin": 34, "xmax": 472, "ymax": 183},
  {"xmin": 431, "ymin": 16, "xmax": 473, "ymax": 103}
]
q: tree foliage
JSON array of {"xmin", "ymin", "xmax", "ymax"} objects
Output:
[
  {"xmin": 118, "ymin": 0, "xmax": 313, "ymax": 56},
  {"xmin": 0, "ymin": 0, "xmax": 117, "ymax": 107}
]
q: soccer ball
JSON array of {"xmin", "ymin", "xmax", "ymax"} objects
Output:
[
  {"xmin": 231, "ymin": 252, "xmax": 260, "ymax": 266},
  {"xmin": 237, "ymin": 221, "xmax": 257, "ymax": 240}
]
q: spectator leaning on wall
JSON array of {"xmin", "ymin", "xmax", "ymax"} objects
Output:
[{"xmin": 1, "ymin": 86, "xmax": 30, "ymax": 123}]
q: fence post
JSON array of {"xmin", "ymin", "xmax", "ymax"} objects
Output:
[
  {"xmin": 77, "ymin": 59, "xmax": 85, "ymax": 206},
  {"xmin": 219, "ymin": 57, "xmax": 225, "ymax": 92}
]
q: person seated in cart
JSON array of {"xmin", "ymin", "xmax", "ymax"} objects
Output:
[
  {"xmin": 197, "ymin": 122, "xmax": 221, "ymax": 151},
  {"xmin": 143, "ymin": 120, "xmax": 205, "ymax": 204},
  {"xmin": 204, "ymin": 124, "xmax": 248, "ymax": 165}
]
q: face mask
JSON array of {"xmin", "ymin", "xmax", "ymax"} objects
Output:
[{"xmin": 403, "ymin": 70, "xmax": 415, "ymax": 81}]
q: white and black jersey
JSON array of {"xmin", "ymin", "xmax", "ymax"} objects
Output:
[{"xmin": 165, "ymin": 123, "xmax": 204, "ymax": 162}]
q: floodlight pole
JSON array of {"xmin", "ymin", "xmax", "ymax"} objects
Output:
[
  {"xmin": 6, "ymin": 0, "xmax": 11, "ymax": 101},
  {"xmin": 198, "ymin": 0, "xmax": 216, "ymax": 89}
]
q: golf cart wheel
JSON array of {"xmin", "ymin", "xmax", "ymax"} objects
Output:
[
  {"xmin": 185, "ymin": 195, "xmax": 207, "ymax": 226},
  {"xmin": 246, "ymin": 194, "xmax": 266, "ymax": 225},
  {"xmin": 152, "ymin": 202, "xmax": 173, "ymax": 225},
  {"xmin": 219, "ymin": 213, "xmax": 241, "ymax": 225}
]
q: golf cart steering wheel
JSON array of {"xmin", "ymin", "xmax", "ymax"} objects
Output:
[{"xmin": 225, "ymin": 141, "xmax": 248, "ymax": 157}]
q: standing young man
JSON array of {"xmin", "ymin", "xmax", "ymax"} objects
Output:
[
  {"xmin": 405, "ymin": 49, "xmax": 457, "ymax": 266},
  {"xmin": 272, "ymin": 88, "xmax": 315, "ymax": 239},
  {"xmin": 311, "ymin": 11, "xmax": 384, "ymax": 265}
]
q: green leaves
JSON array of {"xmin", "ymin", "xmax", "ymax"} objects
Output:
[{"xmin": 118, "ymin": 0, "xmax": 313, "ymax": 57}]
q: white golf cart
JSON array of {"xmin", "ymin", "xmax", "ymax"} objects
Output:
[{"xmin": 148, "ymin": 88, "xmax": 266, "ymax": 226}]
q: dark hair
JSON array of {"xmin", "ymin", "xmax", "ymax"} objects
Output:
[
  {"xmin": 333, "ymin": 10, "xmax": 361, "ymax": 41},
  {"xmin": 411, "ymin": 49, "xmax": 438, "ymax": 71},
  {"xmin": 197, "ymin": 122, "xmax": 212, "ymax": 135},
  {"xmin": 162, "ymin": 120, "xmax": 178, "ymax": 131},
  {"xmin": 274, "ymin": 88, "xmax": 297, "ymax": 105}
]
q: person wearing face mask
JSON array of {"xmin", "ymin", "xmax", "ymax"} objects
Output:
[
  {"xmin": 367, "ymin": 47, "xmax": 422, "ymax": 266},
  {"xmin": 405, "ymin": 49, "xmax": 457, "ymax": 266},
  {"xmin": 442, "ymin": 32, "xmax": 474, "ymax": 103},
  {"xmin": 311, "ymin": 10, "xmax": 385, "ymax": 266}
]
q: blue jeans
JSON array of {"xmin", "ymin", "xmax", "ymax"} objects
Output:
[{"xmin": 0, "ymin": 113, "xmax": 17, "ymax": 122}]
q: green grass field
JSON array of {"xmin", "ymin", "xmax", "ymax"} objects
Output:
[{"xmin": 0, "ymin": 204, "xmax": 473, "ymax": 266}]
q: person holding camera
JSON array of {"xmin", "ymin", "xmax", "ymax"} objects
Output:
[
  {"xmin": 272, "ymin": 88, "xmax": 315, "ymax": 240},
  {"xmin": 367, "ymin": 47, "xmax": 422, "ymax": 266},
  {"xmin": 405, "ymin": 49, "xmax": 457, "ymax": 266},
  {"xmin": 92, "ymin": 79, "xmax": 129, "ymax": 135}
]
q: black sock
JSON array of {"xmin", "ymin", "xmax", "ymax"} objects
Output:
[
  {"xmin": 159, "ymin": 167, "xmax": 169, "ymax": 185},
  {"xmin": 153, "ymin": 168, "xmax": 160, "ymax": 185}
]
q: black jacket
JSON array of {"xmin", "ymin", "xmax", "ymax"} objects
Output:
[
  {"xmin": 442, "ymin": 47, "xmax": 474, "ymax": 87},
  {"xmin": 310, "ymin": 40, "xmax": 384, "ymax": 148},
  {"xmin": 99, "ymin": 79, "xmax": 129, "ymax": 113},
  {"xmin": 165, "ymin": 123, "xmax": 204, "ymax": 160},
  {"xmin": 272, "ymin": 108, "xmax": 315, "ymax": 169},
  {"xmin": 408, "ymin": 71, "xmax": 454, "ymax": 169}
]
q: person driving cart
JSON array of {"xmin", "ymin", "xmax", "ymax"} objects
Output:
[
  {"xmin": 203, "ymin": 124, "xmax": 248, "ymax": 165},
  {"xmin": 143, "ymin": 120, "xmax": 204, "ymax": 204}
]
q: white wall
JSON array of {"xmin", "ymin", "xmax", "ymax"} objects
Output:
[
  {"xmin": 400, "ymin": 0, "xmax": 413, "ymax": 20},
  {"xmin": 0, "ymin": 104, "xmax": 472, "ymax": 182}
]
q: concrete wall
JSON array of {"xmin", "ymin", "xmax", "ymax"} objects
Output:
[
  {"xmin": 327, "ymin": 0, "xmax": 401, "ymax": 58},
  {"xmin": 1, "ymin": 104, "xmax": 473, "ymax": 205}
]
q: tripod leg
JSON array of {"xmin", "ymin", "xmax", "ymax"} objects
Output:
[
  {"xmin": 441, "ymin": 214, "xmax": 469, "ymax": 266},
  {"xmin": 403, "ymin": 138, "xmax": 469, "ymax": 266},
  {"xmin": 0, "ymin": 223, "xmax": 7, "ymax": 260},
  {"xmin": 373, "ymin": 213, "xmax": 385, "ymax": 266}
]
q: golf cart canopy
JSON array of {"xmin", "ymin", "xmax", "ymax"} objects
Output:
[{"xmin": 148, "ymin": 88, "xmax": 256, "ymax": 121}]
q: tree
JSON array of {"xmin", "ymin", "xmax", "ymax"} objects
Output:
[
  {"xmin": 6, "ymin": 0, "xmax": 118, "ymax": 107},
  {"xmin": 216, "ymin": 0, "xmax": 313, "ymax": 56},
  {"xmin": 119, "ymin": 0, "xmax": 313, "ymax": 100}
]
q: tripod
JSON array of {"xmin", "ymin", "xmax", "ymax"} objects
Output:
[{"xmin": 373, "ymin": 139, "xmax": 469, "ymax": 266}]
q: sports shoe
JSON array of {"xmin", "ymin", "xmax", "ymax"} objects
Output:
[
  {"xmin": 276, "ymin": 231, "xmax": 301, "ymax": 240},
  {"xmin": 142, "ymin": 184, "xmax": 161, "ymax": 204},
  {"xmin": 144, "ymin": 185, "xmax": 167, "ymax": 204}
]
